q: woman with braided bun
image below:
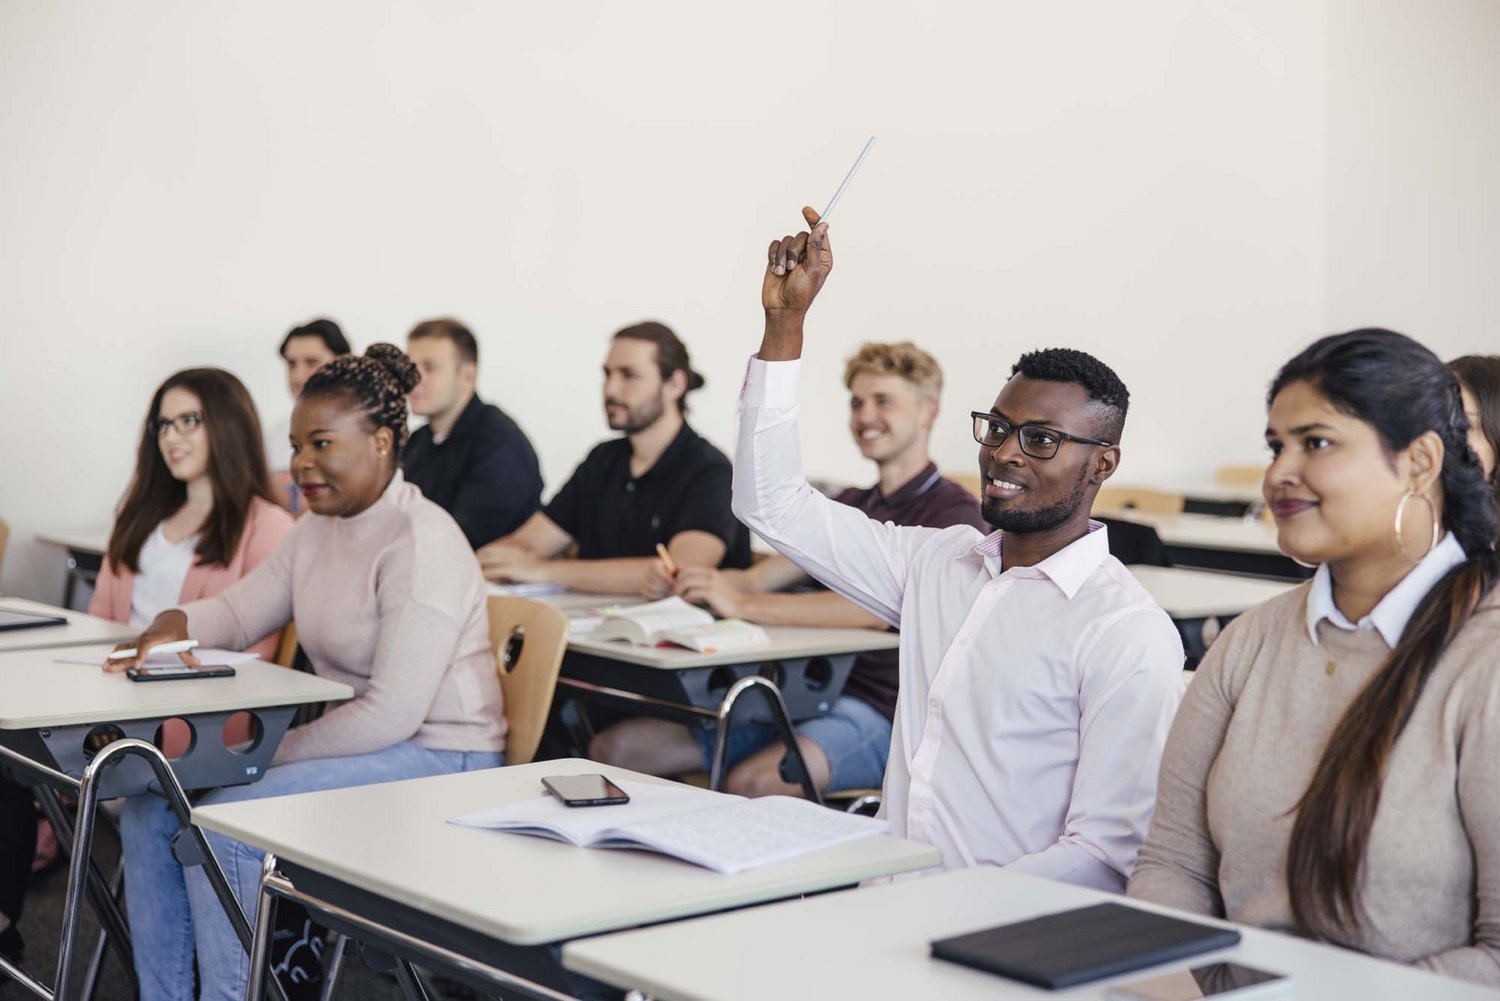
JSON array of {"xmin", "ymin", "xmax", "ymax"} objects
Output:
[
  {"xmin": 1130, "ymin": 329, "xmax": 1500, "ymax": 986},
  {"xmin": 111, "ymin": 344, "xmax": 505, "ymax": 1001}
]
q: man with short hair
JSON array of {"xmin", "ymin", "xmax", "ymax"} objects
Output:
[
  {"xmin": 591, "ymin": 340, "xmax": 986, "ymax": 798},
  {"xmin": 478, "ymin": 321, "xmax": 750, "ymax": 595},
  {"xmin": 403, "ymin": 317, "xmax": 543, "ymax": 548},
  {"xmin": 735, "ymin": 208, "xmax": 1184, "ymax": 889}
]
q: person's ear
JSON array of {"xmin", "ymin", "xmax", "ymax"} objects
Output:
[
  {"xmin": 461, "ymin": 360, "xmax": 478, "ymax": 391},
  {"xmin": 1404, "ymin": 430, "xmax": 1444, "ymax": 495},
  {"xmin": 919, "ymin": 396, "xmax": 939, "ymax": 431},
  {"xmin": 373, "ymin": 425, "xmax": 396, "ymax": 459},
  {"xmin": 1092, "ymin": 445, "xmax": 1121, "ymax": 484}
]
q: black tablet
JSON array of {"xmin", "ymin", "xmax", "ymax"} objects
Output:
[{"xmin": 0, "ymin": 607, "xmax": 68, "ymax": 632}]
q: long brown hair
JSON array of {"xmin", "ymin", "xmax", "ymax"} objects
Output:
[
  {"xmin": 1272, "ymin": 330, "xmax": 1500, "ymax": 938},
  {"xmin": 106, "ymin": 369, "xmax": 278, "ymax": 574}
]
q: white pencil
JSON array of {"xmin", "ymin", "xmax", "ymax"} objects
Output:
[
  {"xmin": 819, "ymin": 136, "xmax": 876, "ymax": 223},
  {"xmin": 108, "ymin": 639, "xmax": 198, "ymax": 660}
]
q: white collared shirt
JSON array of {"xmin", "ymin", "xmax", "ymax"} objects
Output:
[
  {"xmin": 733, "ymin": 357, "xmax": 1185, "ymax": 890},
  {"xmin": 1304, "ymin": 532, "xmax": 1467, "ymax": 647}
]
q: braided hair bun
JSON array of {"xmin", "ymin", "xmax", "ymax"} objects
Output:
[{"xmin": 301, "ymin": 342, "xmax": 419, "ymax": 455}]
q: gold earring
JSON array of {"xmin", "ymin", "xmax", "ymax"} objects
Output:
[{"xmin": 1394, "ymin": 490, "xmax": 1440, "ymax": 562}]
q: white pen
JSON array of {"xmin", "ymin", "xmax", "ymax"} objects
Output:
[
  {"xmin": 108, "ymin": 639, "xmax": 199, "ymax": 661},
  {"xmin": 819, "ymin": 136, "xmax": 876, "ymax": 224}
]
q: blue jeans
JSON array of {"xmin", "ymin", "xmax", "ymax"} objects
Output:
[
  {"xmin": 693, "ymin": 695, "xmax": 892, "ymax": 792},
  {"xmin": 120, "ymin": 741, "xmax": 503, "ymax": 1001}
]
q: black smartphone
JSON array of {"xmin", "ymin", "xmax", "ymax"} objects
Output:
[
  {"xmin": 541, "ymin": 774, "xmax": 630, "ymax": 807},
  {"xmin": 125, "ymin": 665, "xmax": 237, "ymax": 682}
]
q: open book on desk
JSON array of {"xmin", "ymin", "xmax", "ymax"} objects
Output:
[
  {"xmin": 449, "ymin": 779, "xmax": 887, "ymax": 875},
  {"xmin": 587, "ymin": 597, "xmax": 771, "ymax": 653}
]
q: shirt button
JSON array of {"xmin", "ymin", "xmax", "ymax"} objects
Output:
[
  {"xmin": 625, "ymin": 482, "xmax": 635, "ymax": 492},
  {"xmin": 929, "ymin": 697, "xmax": 940, "ymax": 710}
]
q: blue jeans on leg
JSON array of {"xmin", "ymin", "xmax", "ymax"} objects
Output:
[{"xmin": 121, "ymin": 741, "xmax": 503, "ymax": 1001}]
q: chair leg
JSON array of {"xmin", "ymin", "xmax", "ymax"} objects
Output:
[{"xmin": 318, "ymin": 934, "xmax": 348, "ymax": 1001}]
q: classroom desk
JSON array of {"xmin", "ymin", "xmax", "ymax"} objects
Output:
[
  {"xmin": 0, "ymin": 645, "xmax": 349, "ymax": 1001},
  {"xmin": 33, "ymin": 529, "xmax": 111, "ymax": 611},
  {"xmin": 562, "ymin": 866, "xmax": 1497, "ymax": 1001},
  {"xmin": 1111, "ymin": 512, "xmax": 1308, "ymax": 579},
  {"xmin": 559, "ymin": 626, "xmax": 899, "ymax": 801},
  {"xmin": 0, "ymin": 597, "xmax": 136, "ymax": 653},
  {"xmin": 1128, "ymin": 565, "xmax": 1297, "ymax": 619},
  {"xmin": 193, "ymin": 758, "xmax": 942, "ymax": 1001}
]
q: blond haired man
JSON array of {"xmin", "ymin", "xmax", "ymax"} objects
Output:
[{"xmin": 590, "ymin": 341, "xmax": 985, "ymax": 797}]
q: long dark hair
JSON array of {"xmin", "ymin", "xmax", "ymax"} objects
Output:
[
  {"xmin": 1272, "ymin": 329, "xmax": 1499, "ymax": 937},
  {"xmin": 106, "ymin": 369, "xmax": 278, "ymax": 574},
  {"xmin": 1450, "ymin": 354, "xmax": 1500, "ymax": 511}
]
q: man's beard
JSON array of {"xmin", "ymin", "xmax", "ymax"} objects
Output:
[
  {"xmin": 983, "ymin": 462, "xmax": 1089, "ymax": 533},
  {"xmin": 607, "ymin": 393, "xmax": 666, "ymax": 433}
]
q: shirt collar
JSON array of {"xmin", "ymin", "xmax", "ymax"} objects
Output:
[
  {"xmin": 1304, "ymin": 532, "xmax": 1468, "ymax": 647},
  {"xmin": 967, "ymin": 520, "xmax": 1111, "ymax": 599}
]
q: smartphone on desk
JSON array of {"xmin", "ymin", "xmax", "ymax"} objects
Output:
[
  {"xmin": 125, "ymin": 664, "xmax": 237, "ymax": 682},
  {"xmin": 1107, "ymin": 962, "xmax": 1290, "ymax": 1001},
  {"xmin": 541, "ymin": 774, "xmax": 630, "ymax": 807}
]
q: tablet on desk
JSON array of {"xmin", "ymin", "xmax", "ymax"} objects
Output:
[{"xmin": 0, "ymin": 607, "xmax": 68, "ymax": 632}]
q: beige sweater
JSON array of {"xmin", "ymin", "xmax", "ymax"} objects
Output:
[
  {"xmin": 181, "ymin": 472, "xmax": 506, "ymax": 765},
  {"xmin": 1128, "ymin": 582, "xmax": 1500, "ymax": 986}
]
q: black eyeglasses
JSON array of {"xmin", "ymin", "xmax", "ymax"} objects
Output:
[
  {"xmin": 150, "ymin": 412, "xmax": 205, "ymax": 438},
  {"xmin": 970, "ymin": 411, "xmax": 1113, "ymax": 459}
]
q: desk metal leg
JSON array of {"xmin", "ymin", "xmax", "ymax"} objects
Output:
[
  {"xmin": 708, "ymin": 676, "xmax": 822, "ymax": 805},
  {"xmin": 79, "ymin": 861, "xmax": 122, "ymax": 1001},
  {"xmin": 0, "ymin": 739, "xmax": 292, "ymax": 1001},
  {"xmin": 318, "ymin": 934, "xmax": 347, "ymax": 1001}
]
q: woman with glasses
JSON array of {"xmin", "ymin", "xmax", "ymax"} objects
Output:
[
  {"xmin": 1129, "ymin": 329, "xmax": 1500, "ymax": 986},
  {"xmin": 90, "ymin": 368, "xmax": 293, "ymax": 657}
]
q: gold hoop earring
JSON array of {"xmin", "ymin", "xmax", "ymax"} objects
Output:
[{"xmin": 1394, "ymin": 490, "xmax": 1441, "ymax": 562}]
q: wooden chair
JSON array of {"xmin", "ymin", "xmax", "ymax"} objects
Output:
[
  {"xmin": 1092, "ymin": 487, "xmax": 1184, "ymax": 517},
  {"xmin": 0, "ymin": 518, "xmax": 9, "ymax": 579},
  {"xmin": 488, "ymin": 595, "xmax": 570, "ymax": 766},
  {"xmin": 273, "ymin": 621, "xmax": 299, "ymax": 668},
  {"xmin": 1214, "ymin": 464, "xmax": 1266, "ymax": 488}
]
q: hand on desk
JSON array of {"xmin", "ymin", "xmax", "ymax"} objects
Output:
[
  {"xmin": 674, "ymin": 567, "xmax": 746, "ymax": 619},
  {"xmin": 103, "ymin": 609, "xmax": 198, "ymax": 672},
  {"xmin": 477, "ymin": 541, "xmax": 546, "ymax": 584},
  {"xmin": 640, "ymin": 559, "xmax": 676, "ymax": 600}
]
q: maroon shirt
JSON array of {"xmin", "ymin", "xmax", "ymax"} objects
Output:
[{"xmin": 832, "ymin": 463, "xmax": 988, "ymax": 721}]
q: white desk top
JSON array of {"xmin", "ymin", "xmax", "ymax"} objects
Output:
[
  {"xmin": 567, "ymin": 625, "xmax": 899, "ymax": 670},
  {"xmin": 0, "ymin": 598, "xmax": 138, "ymax": 653},
  {"xmin": 33, "ymin": 528, "xmax": 111, "ymax": 557},
  {"xmin": 1112, "ymin": 512, "xmax": 1285, "ymax": 556},
  {"xmin": 192, "ymin": 759, "xmax": 940, "ymax": 946},
  {"xmin": 0, "ymin": 644, "xmax": 352, "ymax": 729},
  {"xmin": 563, "ymin": 866, "xmax": 1495, "ymax": 1001},
  {"xmin": 1128, "ymin": 566, "xmax": 1299, "ymax": 619}
]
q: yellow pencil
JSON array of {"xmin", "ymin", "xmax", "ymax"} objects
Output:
[{"xmin": 655, "ymin": 543, "xmax": 678, "ymax": 577}]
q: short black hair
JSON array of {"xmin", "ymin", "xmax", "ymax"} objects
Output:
[
  {"xmin": 1010, "ymin": 347, "xmax": 1129, "ymax": 443},
  {"xmin": 408, "ymin": 317, "xmax": 479, "ymax": 366},
  {"xmin": 280, "ymin": 317, "xmax": 351, "ymax": 358}
]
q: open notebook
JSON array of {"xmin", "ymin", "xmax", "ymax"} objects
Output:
[
  {"xmin": 449, "ymin": 779, "xmax": 886, "ymax": 874},
  {"xmin": 587, "ymin": 597, "xmax": 771, "ymax": 653}
]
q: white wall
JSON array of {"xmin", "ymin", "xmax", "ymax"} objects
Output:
[{"xmin": 0, "ymin": 1, "xmax": 1493, "ymax": 602}]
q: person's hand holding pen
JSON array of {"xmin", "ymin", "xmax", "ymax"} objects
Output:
[{"xmin": 641, "ymin": 543, "xmax": 679, "ymax": 600}]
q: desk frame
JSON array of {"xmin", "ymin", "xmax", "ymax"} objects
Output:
[{"xmin": 0, "ymin": 739, "xmax": 292, "ymax": 1001}]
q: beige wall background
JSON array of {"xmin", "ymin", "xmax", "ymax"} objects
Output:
[{"xmin": 2, "ymin": 0, "xmax": 1497, "ymax": 600}]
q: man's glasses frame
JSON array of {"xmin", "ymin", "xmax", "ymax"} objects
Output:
[
  {"xmin": 150, "ymin": 411, "xmax": 206, "ymax": 438},
  {"xmin": 970, "ymin": 411, "xmax": 1113, "ymax": 460}
]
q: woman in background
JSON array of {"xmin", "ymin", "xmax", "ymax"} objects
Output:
[
  {"xmin": 268, "ymin": 318, "xmax": 350, "ymax": 511},
  {"xmin": 1450, "ymin": 354, "xmax": 1500, "ymax": 503}
]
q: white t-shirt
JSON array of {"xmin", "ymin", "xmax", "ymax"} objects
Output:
[{"xmin": 128, "ymin": 525, "xmax": 199, "ymax": 629}]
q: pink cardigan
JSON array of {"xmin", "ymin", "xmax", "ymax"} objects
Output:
[{"xmin": 90, "ymin": 497, "xmax": 294, "ymax": 660}]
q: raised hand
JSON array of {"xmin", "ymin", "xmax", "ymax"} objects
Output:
[{"xmin": 762, "ymin": 206, "xmax": 833, "ymax": 317}]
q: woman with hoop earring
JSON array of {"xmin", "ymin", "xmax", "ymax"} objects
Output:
[{"xmin": 1129, "ymin": 329, "xmax": 1500, "ymax": 986}]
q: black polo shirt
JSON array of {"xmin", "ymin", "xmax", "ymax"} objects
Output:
[
  {"xmin": 403, "ymin": 393, "xmax": 544, "ymax": 549},
  {"xmin": 543, "ymin": 423, "xmax": 751, "ymax": 568}
]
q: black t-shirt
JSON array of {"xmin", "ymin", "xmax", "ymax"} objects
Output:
[
  {"xmin": 543, "ymin": 423, "xmax": 751, "ymax": 568},
  {"xmin": 402, "ymin": 394, "xmax": 544, "ymax": 549}
]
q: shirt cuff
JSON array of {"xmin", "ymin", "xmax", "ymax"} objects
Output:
[{"xmin": 743, "ymin": 355, "xmax": 802, "ymax": 409}]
